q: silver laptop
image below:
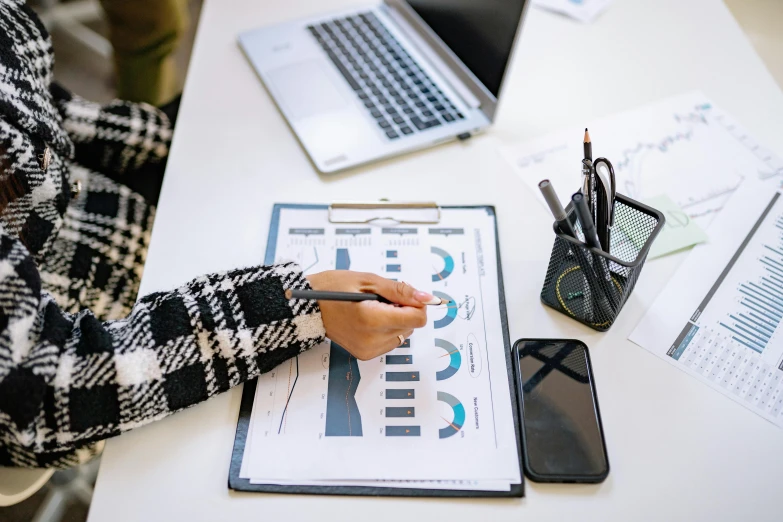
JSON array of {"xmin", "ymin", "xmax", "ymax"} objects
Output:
[{"xmin": 239, "ymin": 1, "xmax": 530, "ymax": 173}]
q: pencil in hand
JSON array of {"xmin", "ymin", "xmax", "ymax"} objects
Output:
[{"xmin": 285, "ymin": 289, "xmax": 451, "ymax": 306}]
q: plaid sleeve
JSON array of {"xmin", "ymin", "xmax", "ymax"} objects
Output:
[
  {"xmin": 49, "ymin": 83, "xmax": 172, "ymax": 203},
  {"xmin": 0, "ymin": 229, "xmax": 325, "ymax": 468}
]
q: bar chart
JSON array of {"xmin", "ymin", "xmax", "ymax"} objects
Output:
[
  {"xmin": 632, "ymin": 184, "xmax": 783, "ymax": 430},
  {"xmin": 672, "ymin": 193, "xmax": 783, "ymax": 358}
]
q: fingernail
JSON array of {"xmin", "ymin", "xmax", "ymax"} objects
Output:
[{"xmin": 414, "ymin": 291, "xmax": 434, "ymax": 303}]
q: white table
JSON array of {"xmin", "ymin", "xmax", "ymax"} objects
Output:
[{"xmin": 87, "ymin": 0, "xmax": 783, "ymax": 520}]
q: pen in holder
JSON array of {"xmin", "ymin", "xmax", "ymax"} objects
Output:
[{"xmin": 540, "ymin": 193, "xmax": 665, "ymax": 331}]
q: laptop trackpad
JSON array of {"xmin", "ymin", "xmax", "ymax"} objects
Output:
[{"xmin": 268, "ymin": 61, "xmax": 348, "ymax": 120}]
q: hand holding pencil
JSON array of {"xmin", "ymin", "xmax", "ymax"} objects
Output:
[{"xmin": 296, "ymin": 271, "xmax": 435, "ymax": 360}]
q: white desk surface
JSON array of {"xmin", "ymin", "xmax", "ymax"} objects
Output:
[{"xmin": 88, "ymin": 0, "xmax": 783, "ymax": 520}]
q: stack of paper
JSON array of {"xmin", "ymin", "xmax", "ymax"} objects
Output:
[{"xmin": 238, "ymin": 207, "xmax": 522, "ymax": 491}]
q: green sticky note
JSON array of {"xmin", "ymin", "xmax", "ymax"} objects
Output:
[{"xmin": 643, "ymin": 194, "xmax": 709, "ymax": 259}]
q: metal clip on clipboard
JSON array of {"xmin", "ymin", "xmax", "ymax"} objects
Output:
[{"xmin": 328, "ymin": 201, "xmax": 441, "ymax": 224}]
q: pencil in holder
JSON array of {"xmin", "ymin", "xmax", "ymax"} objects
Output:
[{"xmin": 540, "ymin": 193, "xmax": 665, "ymax": 331}]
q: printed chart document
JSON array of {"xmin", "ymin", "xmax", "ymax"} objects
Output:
[
  {"xmin": 630, "ymin": 181, "xmax": 783, "ymax": 428},
  {"xmin": 499, "ymin": 91, "xmax": 783, "ymax": 243},
  {"xmin": 239, "ymin": 207, "xmax": 521, "ymax": 489}
]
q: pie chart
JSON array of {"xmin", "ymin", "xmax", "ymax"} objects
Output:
[
  {"xmin": 433, "ymin": 291, "xmax": 457, "ymax": 329},
  {"xmin": 437, "ymin": 391, "xmax": 465, "ymax": 439},
  {"xmin": 435, "ymin": 338, "xmax": 461, "ymax": 381},
  {"xmin": 431, "ymin": 247, "xmax": 454, "ymax": 282}
]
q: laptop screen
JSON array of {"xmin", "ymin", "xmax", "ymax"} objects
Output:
[{"xmin": 406, "ymin": 0, "xmax": 526, "ymax": 97}]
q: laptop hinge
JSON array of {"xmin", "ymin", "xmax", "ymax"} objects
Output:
[{"xmin": 380, "ymin": 4, "xmax": 481, "ymax": 111}]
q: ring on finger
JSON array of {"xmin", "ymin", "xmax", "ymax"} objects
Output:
[{"xmin": 397, "ymin": 334, "xmax": 406, "ymax": 346}]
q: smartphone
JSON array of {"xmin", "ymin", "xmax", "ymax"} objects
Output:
[{"xmin": 514, "ymin": 339, "xmax": 609, "ymax": 483}]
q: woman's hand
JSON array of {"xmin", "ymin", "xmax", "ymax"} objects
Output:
[{"xmin": 306, "ymin": 271, "xmax": 432, "ymax": 360}]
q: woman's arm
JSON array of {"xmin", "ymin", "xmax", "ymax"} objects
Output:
[
  {"xmin": 0, "ymin": 228, "xmax": 325, "ymax": 467},
  {"xmin": 50, "ymin": 84, "xmax": 172, "ymax": 203}
]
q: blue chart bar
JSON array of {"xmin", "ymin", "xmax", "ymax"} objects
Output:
[
  {"xmin": 386, "ymin": 407, "xmax": 415, "ymax": 418},
  {"xmin": 386, "ymin": 264, "xmax": 402, "ymax": 272},
  {"xmin": 386, "ymin": 426, "xmax": 420, "ymax": 436},
  {"xmin": 386, "ymin": 372, "xmax": 420, "ymax": 382},
  {"xmin": 386, "ymin": 389, "xmax": 415, "ymax": 399},
  {"xmin": 386, "ymin": 250, "xmax": 398, "ymax": 258},
  {"xmin": 386, "ymin": 355, "xmax": 412, "ymax": 365},
  {"xmin": 336, "ymin": 249, "xmax": 350, "ymax": 270}
]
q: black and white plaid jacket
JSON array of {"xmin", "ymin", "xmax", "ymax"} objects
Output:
[{"xmin": 0, "ymin": 0, "xmax": 325, "ymax": 468}]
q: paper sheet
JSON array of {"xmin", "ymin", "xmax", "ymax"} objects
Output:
[
  {"xmin": 499, "ymin": 91, "xmax": 783, "ymax": 235},
  {"xmin": 630, "ymin": 180, "xmax": 783, "ymax": 428},
  {"xmin": 532, "ymin": 0, "xmax": 612, "ymax": 24},
  {"xmin": 240, "ymin": 207, "xmax": 521, "ymax": 487}
]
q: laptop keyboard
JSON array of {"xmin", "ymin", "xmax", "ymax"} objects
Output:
[{"xmin": 307, "ymin": 12, "xmax": 464, "ymax": 140}]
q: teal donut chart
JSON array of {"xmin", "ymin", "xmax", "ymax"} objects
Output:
[
  {"xmin": 433, "ymin": 291, "xmax": 457, "ymax": 329},
  {"xmin": 437, "ymin": 391, "xmax": 465, "ymax": 439},
  {"xmin": 431, "ymin": 246, "xmax": 455, "ymax": 282},
  {"xmin": 435, "ymin": 338, "xmax": 461, "ymax": 380}
]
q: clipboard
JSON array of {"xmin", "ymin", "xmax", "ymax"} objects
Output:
[{"xmin": 228, "ymin": 203, "xmax": 524, "ymax": 498}]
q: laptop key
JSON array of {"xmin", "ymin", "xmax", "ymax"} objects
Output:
[
  {"xmin": 403, "ymin": 107, "xmax": 415, "ymax": 115},
  {"xmin": 443, "ymin": 114, "xmax": 455, "ymax": 122},
  {"xmin": 379, "ymin": 120, "xmax": 392, "ymax": 129},
  {"xmin": 393, "ymin": 116, "xmax": 405, "ymax": 125},
  {"xmin": 386, "ymin": 130, "xmax": 399, "ymax": 139},
  {"xmin": 422, "ymin": 110, "xmax": 433, "ymax": 117},
  {"xmin": 400, "ymin": 126, "xmax": 414, "ymax": 135},
  {"xmin": 364, "ymin": 100, "xmax": 375, "ymax": 109},
  {"xmin": 371, "ymin": 109, "xmax": 383, "ymax": 119},
  {"xmin": 411, "ymin": 116, "xmax": 441, "ymax": 130}
]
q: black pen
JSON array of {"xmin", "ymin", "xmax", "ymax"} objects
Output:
[
  {"xmin": 573, "ymin": 192, "xmax": 617, "ymax": 313},
  {"xmin": 572, "ymin": 192, "xmax": 602, "ymax": 251},
  {"xmin": 539, "ymin": 179, "xmax": 576, "ymax": 238},
  {"xmin": 285, "ymin": 289, "xmax": 450, "ymax": 306}
]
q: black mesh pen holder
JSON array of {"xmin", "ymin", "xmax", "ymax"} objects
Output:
[{"xmin": 540, "ymin": 193, "xmax": 665, "ymax": 331}]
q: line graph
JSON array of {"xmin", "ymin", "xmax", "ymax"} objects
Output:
[
  {"xmin": 277, "ymin": 356, "xmax": 299, "ymax": 434},
  {"xmin": 507, "ymin": 93, "xmax": 783, "ymax": 235}
]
